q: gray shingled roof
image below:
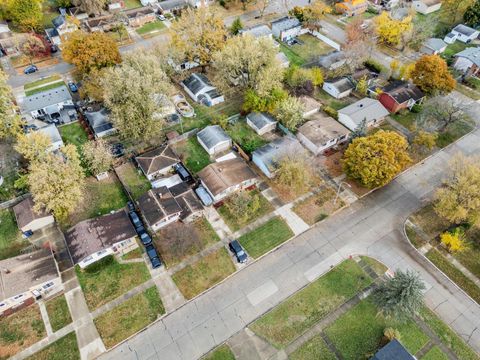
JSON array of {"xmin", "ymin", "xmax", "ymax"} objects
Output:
[
  {"xmin": 182, "ymin": 73, "xmax": 212, "ymax": 96},
  {"xmin": 455, "ymin": 47, "xmax": 480, "ymax": 67},
  {"xmin": 247, "ymin": 112, "xmax": 277, "ymax": 131},
  {"xmin": 23, "ymin": 85, "xmax": 72, "ymax": 113},
  {"xmin": 453, "ymin": 24, "xmax": 478, "ymax": 37},
  {"xmin": 326, "ymin": 77, "xmax": 354, "ymax": 93},
  {"xmin": 35, "ymin": 124, "xmax": 63, "ymax": 145},
  {"xmin": 339, "ymin": 98, "xmax": 389, "ymax": 125},
  {"xmin": 271, "ymin": 17, "xmax": 301, "ymax": 32},
  {"xmin": 197, "ymin": 125, "xmax": 231, "ymax": 150},
  {"xmin": 240, "ymin": 24, "xmax": 272, "ymax": 38},
  {"xmin": 423, "ymin": 38, "xmax": 447, "ymax": 52},
  {"xmin": 372, "ymin": 340, "xmax": 415, "ymax": 360},
  {"xmin": 253, "ymin": 136, "xmax": 304, "ymax": 172}
]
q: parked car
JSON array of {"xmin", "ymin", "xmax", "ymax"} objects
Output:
[
  {"xmin": 50, "ymin": 45, "xmax": 58, "ymax": 53},
  {"xmin": 68, "ymin": 81, "xmax": 78, "ymax": 93},
  {"xmin": 24, "ymin": 65, "xmax": 38, "ymax": 74},
  {"xmin": 139, "ymin": 232, "xmax": 152, "ymax": 246},
  {"xmin": 111, "ymin": 143, "xmax": 125, "ymax": 158},
  {"xmin": 145, "ymin": 244, "xmax": 162, "ymax": 268},
  {"xmin": 129, "ymin": 211, "xmax": 142, "ymax": 228},
  {"xmin": 127, "ymin": 201, "xmax": 135, "ymax": 213},
  {"xmin": 174, "ymin": 163, "xmax": 192, "ymax": 182},
  {"xmin": 229, "ymin": 240, "xmax": 247, "ymax": 263},
  {"xmin": 195, "ymin": 185, "xmax": 213, "ymax": 206},
  {"xmin": 157, "ymin": 14, "xmax": 166, "ymax": 21}
]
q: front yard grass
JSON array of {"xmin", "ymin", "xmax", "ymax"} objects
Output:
[
  {"xmin": 325, "ymin": 299, "xmax": 429, "ymax": 359},
  {"xmin": 115, "ymin": 162, "xmax": 151, "ymax": 201},
  {"xmin": 24, "ymin": 75, "xmax": 62, "ymax": 90},
  {"xmin": 291, "ymin": 34, "xmax": 335, "ymax": 63},
  {"xmin": 289, "ymin": 334, "xmax": 336, "ymax": 360},
  {"xmin": 0, "ymin": 305, "xmax": 46, "ymax": 359},
  {"xmin": 250, "ymin": 259, "xmax": 373, "ymax": 348},
  {"xmin": 172, "ymin": 247, "xmax": 236, "ymax": 300},
  {"xmin": 0, "ymin": 208, "xmax": 30, "ymax": 260},
  {"xmin": 45, "ymin": 295, "xmax": 72, "ymax": 332},
  {"xmin": 26, "ymin": 332, "xmax": 79, "ymax": 360},
  {"xmin": 238, "ymin": 216, "xmax": 293, "ymax": 259},
  {"xmin": 58, "ymin": 122, "xmax": 89, "ymax": 151},
  {"xmin": 155, "ymin": 217, "xmax": 220, "ymax": 267},
  {"xmin": 173, "ymin": 137, "xmax": 211, "ymax": 174},
  {"xmin": 121, "ymin": 246, "xmax": 143, "ymax": 260},
  {"xmin": 217, "ymin": 190, "xmax": 274, "ymax": 232},
  {"xmin": 226, "ymin": 121, "xmax": 268, "ymax": 154},
  {"xmin": 136, "ymin": 20, "xmax": 166, "ymax": 36},
  {"xmin": 422, "ymin": 346, "xmax": 449, "ymax": 360},
  {"xmin": 203, "ymin": 344, "xmax": 236, "ymax": 360},
  {"xmin": 94, "ymin": 286, "xmax": 165, "ymax": 348},
  {"xmin": 279, "ymin": 43, "xmax": 305, "ymax": 67},
  {"xmin": 25, "ymin": 81, "xmax": 66, "ymax": 97},
  {"xmin": 75, "ymin": 255, "xmax": 151, "ymax": 311},
  {"xmin": 292, "ymin": 187, "xmax": 343, "ymax": 225},
  {"xmin": 436, "ymin": 120, "xmax": 475, "ymax": 148}
]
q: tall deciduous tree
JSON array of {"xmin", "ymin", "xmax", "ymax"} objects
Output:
[
  {"xmin": 102, "ymin": 52, "xmax": 173, "ymax": 142},
  {"xmin": 71, "ymin": 0, "xmax": 107, "ymax": 15},
  {"xmin": 0, "ymin": 70, "xmax": 24, "ymax": 140},
  {"xmin": 342, "ymin": 130, "xmax": 411, "ymax": 188},
  {"xmin": 464, "ymin": 0, "xmax": 480, "ymax": 27},
  {"xmin": 82, "ymin": 139, "xmax": 113, "ymax": 176},
  {"xmin": 15, "ymin": 132, "xmax": 51, "ymax": 163},
  {"xmin": 28, "ymin": 145, "xmax": 85, "ymax": 222},
  {"xmin": 373, "ymin": 270, "xmax": 426, "ymax": 321},
  {"xmin": 274, "ymin": 96, "xmax": 305, "ymax": 131},
  {"xmin": 8, "ymin": 0, "xmax": 42, "ymax": 31},
  {"xmin": 374, "ymin": 11, "xmax": 413, "ymax": 46},
  {"xmin": 276, "ymin": 154, "xmax": 316, "ymax": 193},
  {"xmin": 212, "ymin": 35, "xmax": 283, "ymax": 95},
  {"xmin": 442, "ymin": 0, "xmax": 474, "ymax": 25},
  {"xmin": 410, "ymin": 55, "xmax": 456, "ymax": 94},
  {"xmin": 434, "ymin": 154, "xmax": 480, "ymax": 227},
  {"xmin": 344, "ymin": 18, "xmax": 374, "ymax": 71},
  {"xmin": 170, "ymin": 8, "xmax": 227, "ymax": 66},
  {"xmin": 62, "ymin": 31, "xmax": 121, "ymax": 76},
  {"xmin": 418, "ymin": 96, "xmax": 466, "ymax": 132},
  {"xmin": 21, "ymin": 35, "xmax": 47, "ymax": 65}
]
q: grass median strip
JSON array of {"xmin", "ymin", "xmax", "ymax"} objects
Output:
[
  {"xmin": 250, "ymin": 259, "xmax": 373, "ymax": 348},
  {"xmin": 45, "ymin": 295, "xmax": 72, "ymax": 332},
  {"xmin": 289, "ymin": 334, "xmax": 336, "ymax": 360},
  {"xmin": 172, "ymin": 247, "xmax": 236, "ymax": 300},
  {"xmin": 203, "ymin": 344, "xmax": 236, "ymax": 360},
  {"xmin": 94, "ymin": 286, "xmax": 165, "ymax": 348},
  {"xmin": 421, "ymin": 346, "xmax": 449, "ymax": 360},
  {"xmin": 238, "ymin": 217, "xmax": 293, "ymax": 259},
  {"xmin": 26, "ymin": 332, "xmax": 79, "ymax": 360}
]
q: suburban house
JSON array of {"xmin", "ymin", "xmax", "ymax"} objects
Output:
[
  {"xmin": 252, "ymin": 136, "xmax": 305, "ymax": 178},
  {"xmin": 453, "ymin": 47, "xmax": 480, "ymax": 77},
  {"xmin": 45, "ymin": 14, "xmax": 78, "ymax": 46},
  {"xmin": 335, "ymin": 0, "xmax": 368, "ymax": 16},
  {"xmin": 141, "ymin": 0, "xmax": 158, "ymax": 5},
  {"xmin": 197, "ymin": 125, "xmax": 232, "ymax": 155},
  {"xmin": 156, "ymin": 0, "xmax": 188, "ymax": 14},
  {"xmin": 322, "ymin": 77, "xmax": 355, "ymax": 99},
  {"xmin": 68, "ymin": 6, "xmax": 88, "ymax": 21},
  {"xmin": 13, "ymin": 196, "xmax": 54, "ymax": 235},
  {"xmin": 316, "ymin": 51, "xmax": 347, "ymax": 71},
  {"xmin": 168, "ymin": 182, "xmax": 204, "ymax": 222},
  {"xmin": 65, "ymin": 210, "xmax": 138, "ymax": 268},
  {"xmin": 84, "ymin": 107, "xmax": 116, "ymax": 138},
  {"xmin": 0, "ymin": 249, "xmax": 61, "ymax": 317},
  {"xmin": 181, "ymin": 73, "xmax": 225, "ymax": 107},
  {"xmin": 372, "ymin": 339, "xmax": 415, "ymax": 360},
  {"xmin": 240, "ymin": 24, "xmax": 273, "ymax": 40},
  {"xmin": 271, "ymin": 17, "xmax": 302, "ymax": 42},
  {"xmin": 412, "ymin": 0, "xmax": 442, "ymax": 14},
  {"xmin": 137, "ymin": 187, "xmax": 183, "ymax": 231},
  {"xmin": 298, "ymin": 95, "xmax": 321, "ymax": 117},
  {"xmin": 246, "ymin": 113, "xmax": 278, "ymax": 135},
  {"xmin": 0, "ymin": 22, "xmax": 19, "ymax": 55},
  {"xmin": 198, "ymin": 158, "xmax": 257, "ymax": 203},
  {"xmin": 136, "ymin": 145, "xmax": 180, "ymax": 181},
  {"xmin": 124, "ymin": 7, "xmax": 156, "ymax": 27},
  {"xmin": 85, "ymin": 15, "xmax": 117, "ymax": 32},
  {"xmin": 31, "ymin": 124, "xmax": 64, "ymax": 152},
  {"xmin": 296, "ymin": 113, "xmax": 350, "ymax": 155},
  {"xmin": 444, "ymin": 24, "xmax": 479, "ymax": 44},
  {"xmin": 420, "ymin": 38, "xmax": 448, "ymax": 55},
  {"xmin": 22, "ymin": 85, "xmax": 75, "ymax": 124},
  {"xmin": 338, "ymin": 98, "xmax": 389, "ymax": 131},
  {"xmin": 378, "ymin": 81, "xmax": 425, "ymax": 113},
  {"xmin": 187, "ymin": 0, "xmax": 215, "ymax": 7}
]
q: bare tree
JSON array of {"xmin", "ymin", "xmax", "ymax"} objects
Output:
[{"xmin": 418, "ymin": 96, "xmax": 467, "ymax": 132}]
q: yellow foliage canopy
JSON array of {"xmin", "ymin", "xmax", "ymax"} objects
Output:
[{"xmin": 374, "ymin": 11, "xmax": 412, "ymax": 46}]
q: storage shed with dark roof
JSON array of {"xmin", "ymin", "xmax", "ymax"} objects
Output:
[{"xmin": 12, "ymin": 196, "xmax": 54, "ymax": 234}]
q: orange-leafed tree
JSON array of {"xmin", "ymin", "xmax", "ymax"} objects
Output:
[{"xmin": 410, "ymin": 55, "xmax": 456, "ymax": 94}]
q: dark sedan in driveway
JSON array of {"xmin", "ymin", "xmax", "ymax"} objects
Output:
[{"xmin": 229, "ymin": 240, "xmax": 248, "ymax": 263}]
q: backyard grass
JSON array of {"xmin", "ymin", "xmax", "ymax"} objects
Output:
[
  {"xmin": 94, "ymin": 286, "xmax": 165, "ymax": 348},
  {"xmin": 136, "ymin": 21, "xmax": 166, "ymax": 36},
  {"xmin": 75, "ymin": 255, "xmax": 151, "ymax": 310},
  {"xmin": 313, "ymin": 89, "xmax": 353, "ymax": 110},
  {"xmin": 226, "ymin": 121, "xmax": 268, "ymax": 154},
  {"xmin": 123, "ymin": 0, "xmax": 142, "ymax": 8},
  {"xmin": 289, "ymin": 334, "xmax": 336, "ymax": 360},
  {"xmin": 115, "ymin": 162, "xmax": 151, "ymax": 201},
  {"xmin": 238, "ymin": 216, "xmax": 293, "ymax": 259},
  {"xmin": 0, "ymin": 305, "xmax": 46, "ymax": 359},
  {"xmin": 390, "ymin": 111, "xmax": 417, "ymax": 131},
  {"xmin": 291, "ymin": 34, "xmax": 335, "ymax": 63},
  {"xmin": 217, "ymin": 190, "xmax": 273, "ymax": 232},
  {"xmin": 279, "ymin": 43, "xmax": 305, "ymax": 67},
  {"xmin": 41, "ymin": 0, "xmax": 59, "ymax": 29},
  {"xmin": 66, "ymin": 175, "xmax": 128, "ymax": 227},
  {"xmin": 25, "ymin": 332, "xmax": 79, "ymax": 360},
  {"xmin": 443, "ymin": 42, "xmax": 472, "ymax": 59},
  {"xmin": 45, "ymin": 295, "xmax": 72, "ymax": 332},
  {"xmin": 155, "ymin": 217, "xmax": 220, "ymax": 267},
  {"xmin": 250, "ymin": 259, "xmax": 373, "ymax": 348},
  {"xmin": 173, "ymin": 137, "xmax": 211, "ymax": 174},
  {"xmin": 421, "ymin": 346, "xmax": 449, "ymax": 360},
  {"xmin": 172, "ymin": 247, "xmax": 236, "ymax": 300},
  {"xmin": 25, "ymin": 81, "xmax": 66, "ymax": 97},
  {"xmin": 58, "ymin": 122, "xmax": 89, "ymax": 151},
  {"xmin": 325, "ymin": 299, "xmax": 429, "ymax": 359},
  {"xmin": 292, "ymin": 187, "xmax": 342, "ymax": 225},
  {"xmin": 203, "ymin": 344, "xmax": 236, "ymax": 360},
  {"xmin": 121, "ymin": 246, "xmax": 143, "ymax": 260},
  {"xmin": 0, "ymin": 209, "xmax": 30, "ymax": 260}
]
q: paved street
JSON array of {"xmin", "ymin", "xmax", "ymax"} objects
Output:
[{"xmin": 100, "ymin": 126, "xmax": 480, "ymax": 359}]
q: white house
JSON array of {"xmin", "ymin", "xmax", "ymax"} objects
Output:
[
  {"xmin": 181, "ymin": 73, "xmax": 224, "ymax": 107},
  {"xmin": 13, "ymin": 196, "xmax": 54, "ymax": 235},
  {"xmin": 197, "ymin": 125, "xmax": 232, "ymax": 156},
  {"xmin": 44, "ymin": 15, "xmax": 78, "ymax": 46},
  {"xmin": 240, "ymin": 24, "xmax": 273, "ymax": 40},
  {"xmin": 420, "ymin": 38, "xmax": 448, "ymax": 55},
  {"xmin": 22, "ymin": 85, "xmax": 76, "ymax": 124},
  {"xmin": 453, "ymin": 47, "xmax": 480, "ymax": 77},
  {"xmin": 32, "ymin": 123, "xmax": 64, "ymax": 152},
  {"xmin": 444, "ymin": 24, "xmax": 480, "ymax": 44},
  {"xmin": 296, "ymin": 113, "xmax": 350, "ymax": 155},
  {"xmin": 198, "ymin": 158, "xmax": 257, "ymax": 203},
  {"xmin": 246, "ymin": 113, "xmax": 277, "ymax": 135},
  {"xmin": 338, "ymin": 98, "xmax": 389, "ymax": 131},
  {"xmin": 271, "ymin": 17, "xmax": 302, "ymax": 42},
  {"xmin": 135, "ymin": 145, "xmax": 180, "ymax": 181},
  {"xmin": 412, "ymin": 0, "xmax": 442, "ymax": 15},
  {"xmin": 322, "ymin": 77, "xmax": 355, "ymax": 99}
]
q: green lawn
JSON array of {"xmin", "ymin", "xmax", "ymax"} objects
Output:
[
  {"xmin": 121, "ymin": 246, "xmax": 143, "ymax": 260},
  {"xmin": 115, "ymin": 162, "xmax": 151, "ymax": 201},
  {"xmin": 238, "ymin": 217, "xmax": 293, "ymax": 259},
  {"xmin": 26, "ymin": 332, "xmax": 79, "ymax": 360},
  {"xmin": 226, "ymin": 121, "xmax": 268, "ymax": 154},
  {"xmin": 291, "ymin": 34, "xmax": 335, "ymax": 63},
  {"xmin": 0, "ymin": 209, "xmax": 30, "ymax": 260},
  {"xmin": 436, "ymin": 120, "xmax": 475, "ymax": 148},
  {"xmin": 24, "ymin": 75, "xmax": 62, "ymax": 90},
  {"xmin": 172, "ymin": 248, "xmax": 236, "ymax": 300},
  {"xmin": 289, "ymin": 334, "xmax": 336, "ymax": 360},
  {"xmin": 455, "ymin": 82, "xmax": 480, "ymax": 101},
  {"xmin": 250, "ymin": 260, "xmax": 373, "ymax": 348},
  {"xmin": 443, "ymin": 42, "xmax": 473, "ymax": 59},
  {"xmin": 325, "ymin": 299, "xmax": 429, "ymax": 359},
  {"xmin": 58, "ymin": 122, "xmax": 89, "ymax": 151},
  {"xmin": 25, "ymin": 81, "xmax": 66, "ymax": 97},
  {"xmin": 45, "ymin": 295, "xmax": 72, "ymax": 332},
  {"xmin": 203, "ymin": 344, "xmax": 236, "ymax": 360},
  {"xmin": 123, "ymin": 0, "xmax": 142, "ymax": 8},
  {"xmin": 41, "ymin": 0, "xmax": 59, "ymax": 29},
  {"xmin": 292, "ymin": 187, "xmax": 342, "ymax": 225},
  {"xmin": 136, "ymin": 21, "xmax": 166, "ymax": 35},
  {"xmin": 390, "ymin": 111, "xmax": 417, "ymax": 131},
  {"xmin": 279, "ymin": 43, "xmax": 305, "ymax": 67},
  {"xmin": 173, "ymin": 137, "xmax": 211, "ymax": 174},
  {"xmin": 217, "ymin": 190, "xmax": 273, "ymax": 232},
  {"xmin": 313, "ymin": 89, "xmax": 352, "ymax": 110},
  {"xmin": 422, "ymin": 346, "xmax": 449, "ymax": 360},
  {"xmin": 75, "ymin": 255, "xmax": 151, "ymax": 310},
  {"xmin": 94, "ymin": 286, "xmax": 165, "ymax": 348}
]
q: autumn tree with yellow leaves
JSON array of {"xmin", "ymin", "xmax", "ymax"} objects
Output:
[
  {"xmin": 0, "ymin": 69, "xmax": 24, "ymax": 140},
  {"xmin": 373, "ymin": 11, "xmax": 413, "ymax": 47},
  {"xmin": 410, "ymin": 55, "xmax": 456, "ymax": 94}
]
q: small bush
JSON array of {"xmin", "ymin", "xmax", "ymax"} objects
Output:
[
  {"xmin": 364, "ymin": 59, "xmax": 385, "ymax": 74},
  {"xmin": 410, "ymin": 104, "xmax": 422, "ymax": 113},
  {"xmin": 322, "ymin": 105, "xmax": 338, "ymax": 120},
  {"xmin": 440, "ymin": 228, "xmax": 465, "ymax": 253}
]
